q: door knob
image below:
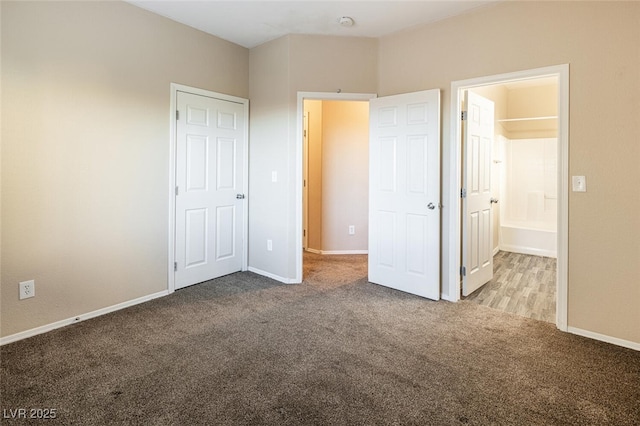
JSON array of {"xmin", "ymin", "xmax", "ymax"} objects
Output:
[
  {"xmin": 490, "ymin": 198, "xmax": 499, "ymax": 204},
  {"xmin": 427, "ymin": 202, "xmax": 436, "ymax": 210},
  {"xmin": 236, "ymin": 194, "xmax": 245, "ymax": 199}
]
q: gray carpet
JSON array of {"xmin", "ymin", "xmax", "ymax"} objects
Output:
[{"xmin": 1, "ymin": 253, "xmax": 639, "ymax": 425}]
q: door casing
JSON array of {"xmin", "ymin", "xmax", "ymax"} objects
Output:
[
  {"xmin": 168, "ymin": 83, "xmax": 249, "ymax": 293},
  {"xmin": 446, "ymin": 65, "xmax": 569, "ymax": 331}
]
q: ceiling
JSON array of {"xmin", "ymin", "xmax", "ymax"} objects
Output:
[{"xmin": 127, "ymin": 1, "xmax": 497, "ymax": 49}]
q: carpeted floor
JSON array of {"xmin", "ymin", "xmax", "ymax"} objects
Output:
[{"xmin": 1, "ymin": 253, "xmax": 639, "ymax": 425}]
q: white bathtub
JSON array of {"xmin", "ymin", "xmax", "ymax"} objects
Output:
[{"xmin": 499, "ymin": 221, "xmax": 557, "ymax": 258}]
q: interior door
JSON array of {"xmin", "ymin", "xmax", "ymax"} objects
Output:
[
  {"xmin": 462, "ymin": 90, "xmax": 495, "ymax": 296},
  {"xmin": 175, "ymin": 91, "xmax": 245, "ymax": 290},
  {"xmin": 368, "ymin": 89, "xmax": 441, "ymax": 300}
]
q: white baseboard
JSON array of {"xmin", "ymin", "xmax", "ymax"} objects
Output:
[
  {"xmin": 0, "ymin": 290, "xmax": 169, "ymax": 346},
  {"xmin": 304, "ymin": 249, "xmax": 368, "ymax": 255},
  {"xmin": 499, "ymin": 244, "xmax": 557, "ymax": 258},
  {"xmin": 248, "ymin": 267, "xmax": 300, "ymax": 284},
  {"xmin": 319, "ymin": 250, "xmax": 368, "ymax": 255},
  {"xmin": 567, "ymin": 326, "xmax": 640, "ymax": 351}
]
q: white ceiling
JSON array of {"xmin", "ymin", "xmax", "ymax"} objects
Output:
[{"xmin": 128, "ymin": 1, "xmax": 497, "ymax": 49}]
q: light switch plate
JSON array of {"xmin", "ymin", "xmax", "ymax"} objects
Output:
[{"xmin": 572, "ymin": 175, "xmax": 586, "ymax": 192}]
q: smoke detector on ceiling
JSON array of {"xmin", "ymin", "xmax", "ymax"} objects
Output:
[{"xmin": 338, "ymin": 16, "xmax": 355, "ymax": 27}]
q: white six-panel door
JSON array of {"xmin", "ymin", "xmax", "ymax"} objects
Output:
[
  {"xmin": 368, "ymin": 90, "xmax": 441, "ymax": 300},
  {"xmin": 462, "ymin": 90, "xmax": 495, "ymax": 296},
  {"xmin": 175, "ymin": 91, "xmax": 245, "ymax": 289}
]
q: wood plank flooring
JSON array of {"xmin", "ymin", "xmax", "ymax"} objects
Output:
[{"xmin": 463, "ymin": 251, "xmax": 556, "ymax": 323}]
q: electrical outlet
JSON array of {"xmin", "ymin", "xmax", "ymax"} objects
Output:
[
  {"xmin": 267, "ymin": 239, "xmax": 273, "ymax": 251},
  {"xmin": 348, "ymin": 225, "xmax": 355, "ymax": 235},
  {"xmin": 19, "ymin": 280, "xmax": 35, "ymax": 300}
]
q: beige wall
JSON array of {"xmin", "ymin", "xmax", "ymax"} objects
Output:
[
  {"xmin": 506, "ymin": 84, "xmax": 558, "ymax": 139},
  {"xmin": 1, "ymin": 1, "xmax": 249, "ymax": 337},
  {"xmin": 249, "ymin": 35, "xmax": 377, "ymax": 279},
  {"xmin": 321, "ymin": 101, "xmax": 369, "ymax": 252},
  {"xmin": 303, "ymin": 101, "xmax": 369, "ymax": 253},
  {"xmin": 3, "ymin": 1, "xmax": 638, "ymax": 347},
  {"xmin": 247, "ymin": 37, "xmax": 291, "ymax": 277},
  {"xmin": 305, "ymin": 100, "xmax": 323, "ymax": 251},
  {"xmin": 378, "ymin": 1, "xmax": 640, "ymax": 344}
]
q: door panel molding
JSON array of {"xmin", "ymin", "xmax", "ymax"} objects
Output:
[
  {"xmin": 462, "ymin": 91, "xmax": 495, "ymax": 296},
  {"xmin": 369, "ymin": 89, "xmax": 441, "ymax": 300}
]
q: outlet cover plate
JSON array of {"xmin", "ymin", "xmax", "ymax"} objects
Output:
[{"xmin": 19, "ymin": 280, "xmax": 35, "ymax": 300}]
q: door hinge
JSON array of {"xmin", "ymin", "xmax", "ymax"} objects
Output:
[
  {"xmin": 176, "ymin": 110, "xmax": 179, "ymax": 120},
  {"xmin": 175, "ymin": 186, "xmax": 179, "ymax": 196},
  {"xmin": 461, "ymin": 111, "xmax": 467, "ymax": 121},
  {"xmin": 174, "ymin": 262, "xmax": 178, "ymax": 272},
  {"xmin": 460, "ymin": 188, "xmax": 467, "ymax": 198},
  {"xmin": 460, "ymin": 266, "xmax": 466, "ymax": 277}
]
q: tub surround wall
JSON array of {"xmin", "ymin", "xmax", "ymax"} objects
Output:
[
  {"xmin": 504, "ymin": 138, "xmax": 558, "ymax": 226},
  {"xmin": 499, "ymin": 137, "xmax": 558, "ymax": 258}
]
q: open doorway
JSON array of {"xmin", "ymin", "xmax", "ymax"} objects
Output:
[
  {"xmin": 302, "ymin": 99, "xmax": 369, "ymax": 260},
  {"xmin": 297, "ymin": 90, "xmax": 442, "ymax": 298},
  {"xmin": 295, "ymin": 92, "xmax": 376, "ymax": 283},
  {"xmin": 462, "ymin": 77, "xmax": 559, "ymax": 323},
  {"xmin": 447, "ymin": 65, "xmax": 569, "ymax": 331}
]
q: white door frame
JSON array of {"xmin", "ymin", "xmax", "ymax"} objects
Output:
[
  {"xmin": 445, "ymin": 65, "xmax": 569, "ymax": 331},
  {"xmin": 303, "ymin": 112, "xmax": 309, "ymax": 251},
  {"xmin": 168, "ymin": 83, "xmax": 249, "ymax": 293},
  {"xmin": 295, "ymin": 92, "xmax": 377, "ymax": 283}
]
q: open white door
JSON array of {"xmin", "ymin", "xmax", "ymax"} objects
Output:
[
  {"xmin": 368, "ymin": 89, "xmax": 441, "ymax": 300},
  {"xmin": 462, "ymin": 91, "xmax": 495, "ymax": 296},
  {"xmin": 175, "ymin": 91, "xmax": 246, "ymax": 289}
]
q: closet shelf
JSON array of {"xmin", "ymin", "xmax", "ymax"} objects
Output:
[{"xmin": 497, "ymin": 116, "xmax": 557, "ymax": 133}]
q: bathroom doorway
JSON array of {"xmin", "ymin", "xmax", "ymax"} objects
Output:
[
  {"xmin": 463, "ymin": 78, "xmax": 558, "ymax": 323},
  {"xmin": 448, "ymin": 65, "xmax": 569, "ymax": 330},
  {"xmin": 466, "ymin": 77, "xmax": 559, "ymax": 321}
]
